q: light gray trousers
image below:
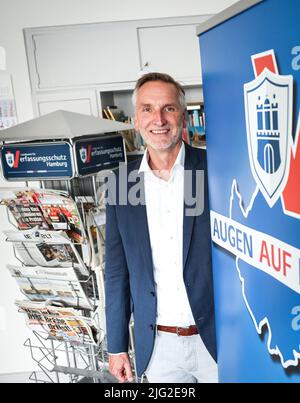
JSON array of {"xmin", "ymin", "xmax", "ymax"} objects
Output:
[{"xmin": 144, "ymin": 330, "xmax": 218, "ymax": 383}]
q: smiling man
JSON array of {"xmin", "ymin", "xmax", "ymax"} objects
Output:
[
  {"xmin": 105, "ymin": 72, "xmax": 217, "ymax": 383},
  {"xmin": 134, "ymin": 78, "xmax": 184, "ymax": 151}
]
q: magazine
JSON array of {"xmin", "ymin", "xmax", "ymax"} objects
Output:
[
  {"xmin": 3, "ymin": 229, "xmax": 89, "ymax": 276},
  {"xmin": 8, "ymin": 265, "xmax": 93, "ymax": 310},
  {"xmin": 0, "ymin": 188, "xmax": 85, "ymax": 243},
  {"xmin": 15, "ymin": 300, "xmax": 98, "ymax": 345},
  {"xmin": 6, "ymin": 199, "xmax": 48, "ymax": 229}
]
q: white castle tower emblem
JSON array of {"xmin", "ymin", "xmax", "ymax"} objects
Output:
[
  {"xmin": 244, "ymin": 67, "xmax": 293, "ymax": 207},
  {"xmin": 256, "ymin": 94, "xmax": 280, "ymax": 174}
]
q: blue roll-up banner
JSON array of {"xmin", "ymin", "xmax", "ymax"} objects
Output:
[
  {"xmin": 199, "ymin": 0, "xmax": 300, "ymax": 382},
  {"xmin": 1, "ymin": 142, "xmax": 74, "ymax": 181},
  {"xmin": 74, "ymin": 135, "xmax": 126, "ymax": 177}
]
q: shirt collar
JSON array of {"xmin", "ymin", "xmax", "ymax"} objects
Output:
[{"xmin": 138, "ymin": 141, "xmax": 185, "ymax": 174}]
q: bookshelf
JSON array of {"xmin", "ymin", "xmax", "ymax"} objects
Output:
[{"xmin": 186, "ymin": 102, "xmax": 206, "ymax": 149}]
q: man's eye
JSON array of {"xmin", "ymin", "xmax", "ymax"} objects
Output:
[
  {"xmin": 165, "ymin": 106, "xmax": 176, "ymax": 112},
  {"xmin": 142, "ymin": 107, "xmax": 152, "ymax": 112}
]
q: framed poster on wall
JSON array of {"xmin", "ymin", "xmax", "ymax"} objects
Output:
[{"xmin": 0, "ymin": 71, "xmax": 17, "ymax": 130}]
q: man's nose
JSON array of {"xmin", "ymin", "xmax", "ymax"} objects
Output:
[{"xmin": 153, "ymin": 109, "xmax": 167, "ymax": 125}]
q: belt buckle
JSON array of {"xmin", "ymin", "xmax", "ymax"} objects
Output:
[{"xmin": 176, "ymin": 326, "xmax": 189, "ymax": 336}]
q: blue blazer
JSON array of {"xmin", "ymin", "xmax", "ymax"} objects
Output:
[{"xmin": 105, "ymin": 143, "xmax": 217, "ymax": 377}]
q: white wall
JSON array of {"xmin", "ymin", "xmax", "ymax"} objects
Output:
[
  {"xmin": 0, "ymin": 0, "xmax": 239, "ymax": 375},
  {"xmin": 0, "ymin": 0, "xmax": 238, "ymax": 124}
]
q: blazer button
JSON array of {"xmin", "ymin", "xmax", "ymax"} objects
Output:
[
  {"xmin": 150, "ymin": 324, "xmax": 154, "ymax": 330},
  {"xmin": 150, "ymin": 291, "xmax": 155, "ymax": 297}
]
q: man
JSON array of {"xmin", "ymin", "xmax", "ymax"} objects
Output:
[{"xmin": 105, "ymin": 72, "xmax": 217, "ymax": 383}]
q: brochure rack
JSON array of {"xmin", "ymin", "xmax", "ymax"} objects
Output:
[{"xmin": 0, "ymin": 110, "xmax": 138, "ymax": 383}]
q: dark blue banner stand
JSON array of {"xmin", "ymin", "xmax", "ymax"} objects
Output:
[
  {"xmin": 0, "ymin": 136, "xmax": 125, "ymax": 181},
  {"xmin": 0, "ymin": 110, "xmax": 129, "ymax": 182},
  {"xmin": 198, "ymin": 0, "xmax": 300, "ymax": 382},
  {"xmin": 74, "ymin": 135, "xmax": 125, "ymax": 177},
  {"xmin": 1, "ymin": 142, "xmax": 74, "ymax": 181}
]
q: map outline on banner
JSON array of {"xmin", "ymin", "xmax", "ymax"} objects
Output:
[{"xmin": 210, "ymin": 49, "xmax": 300, "ymax": 369}]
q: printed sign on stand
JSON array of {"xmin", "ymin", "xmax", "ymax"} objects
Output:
[
  {"xmin": 0, "ymin": 142, "xmax": 74, "ymax": 180},
  {"xmin": 74, "ymin": 135, "xmax": 126, "ymax": 177}
]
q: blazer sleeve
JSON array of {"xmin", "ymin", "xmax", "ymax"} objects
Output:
[{"xmin": 105, "ymin": 202, "xmax": 131, "ymax": 354}]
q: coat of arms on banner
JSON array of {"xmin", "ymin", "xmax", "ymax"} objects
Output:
[
  {"xmin": 244, "ymin": 68, "xmax": 293, "ymax": 207},
  {"xmin": 5, "ymin": 151, "xmax": 15, "ymax": 168},
  {"xmin": 79, "ymin": 147, "xmax": 88, "ymax": 164}
]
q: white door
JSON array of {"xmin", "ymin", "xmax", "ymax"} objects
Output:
[{"xmin": 137, "ymin": 24, "xmax": 202, "ymax": 84}]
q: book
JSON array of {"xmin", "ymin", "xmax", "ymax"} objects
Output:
[
  {"xmin": 106, "ymin": 107, "xmax": 116, "ymax": 121},
  {"xmin": 102, "ymin": 108, "xmax": 110, "ymax": 120},
  {"xmin": 193, "ymin": 109, "xmax": 200, "ymax": 127}
]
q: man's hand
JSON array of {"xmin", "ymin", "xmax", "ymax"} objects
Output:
[{"xmin": 108, "ymin": 353, "xmax": 134, "ymax": 383}]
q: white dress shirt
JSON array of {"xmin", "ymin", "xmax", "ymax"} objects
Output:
[{"xmin": 139, "ymin": 142, "xmax": 195, "ymax": 326}]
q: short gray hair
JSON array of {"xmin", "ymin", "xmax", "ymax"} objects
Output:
[{"xmin": 132, "ymin": 72, "xmax": 186, "ymax": 110}]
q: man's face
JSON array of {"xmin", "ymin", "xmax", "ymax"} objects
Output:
[{"xmin": 134, "ymin": 81, "xmax": 186, "ymax": 152}]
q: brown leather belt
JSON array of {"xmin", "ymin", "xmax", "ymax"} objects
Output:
[{"xmin": 157, "ymin": 325, "xmax": 198, "ymax": 336}]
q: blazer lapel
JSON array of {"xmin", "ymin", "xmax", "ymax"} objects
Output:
[
  {"xmin": 182, "ymin": 144, "xmax": 199, "ymax": 270},
  {"xmin": 134, "ymin": 203, "xmax": 154, "ymax": 281},
  {"xmin": 127, "ymin": 167, "xmax": 154, "ymax": 282}
]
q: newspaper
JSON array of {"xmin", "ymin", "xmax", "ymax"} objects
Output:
[
  {"xmin": 3, "ymin": 228, "xmax": 70, "ymax": 243},
  {"xmin": 15, "ymin": 300, "xmax": 98, "ymax": 345},
  {"xmin": 0, "ymin": 188, "xmax": 85, "ymax": 243},
  {"xmin": 8, "ymin": 265, "xmax": 93, "ymax": 310},
  {"xmin": 3, "ymin": 229, "xmax": 89, "ymax": 276}
]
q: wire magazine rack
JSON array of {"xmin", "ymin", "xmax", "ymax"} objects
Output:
[{"xmin": 1, "ymin": 176, "xmax": 138, "ymax": 383}]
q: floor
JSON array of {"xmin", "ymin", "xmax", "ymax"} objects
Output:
[
  {"xmin": 0, "ymin": 370, "xmax": 117, "ymax": 383},
  {"xmin": 0, "ymin": 372, "xmax": 40, "ymax": 383}
]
